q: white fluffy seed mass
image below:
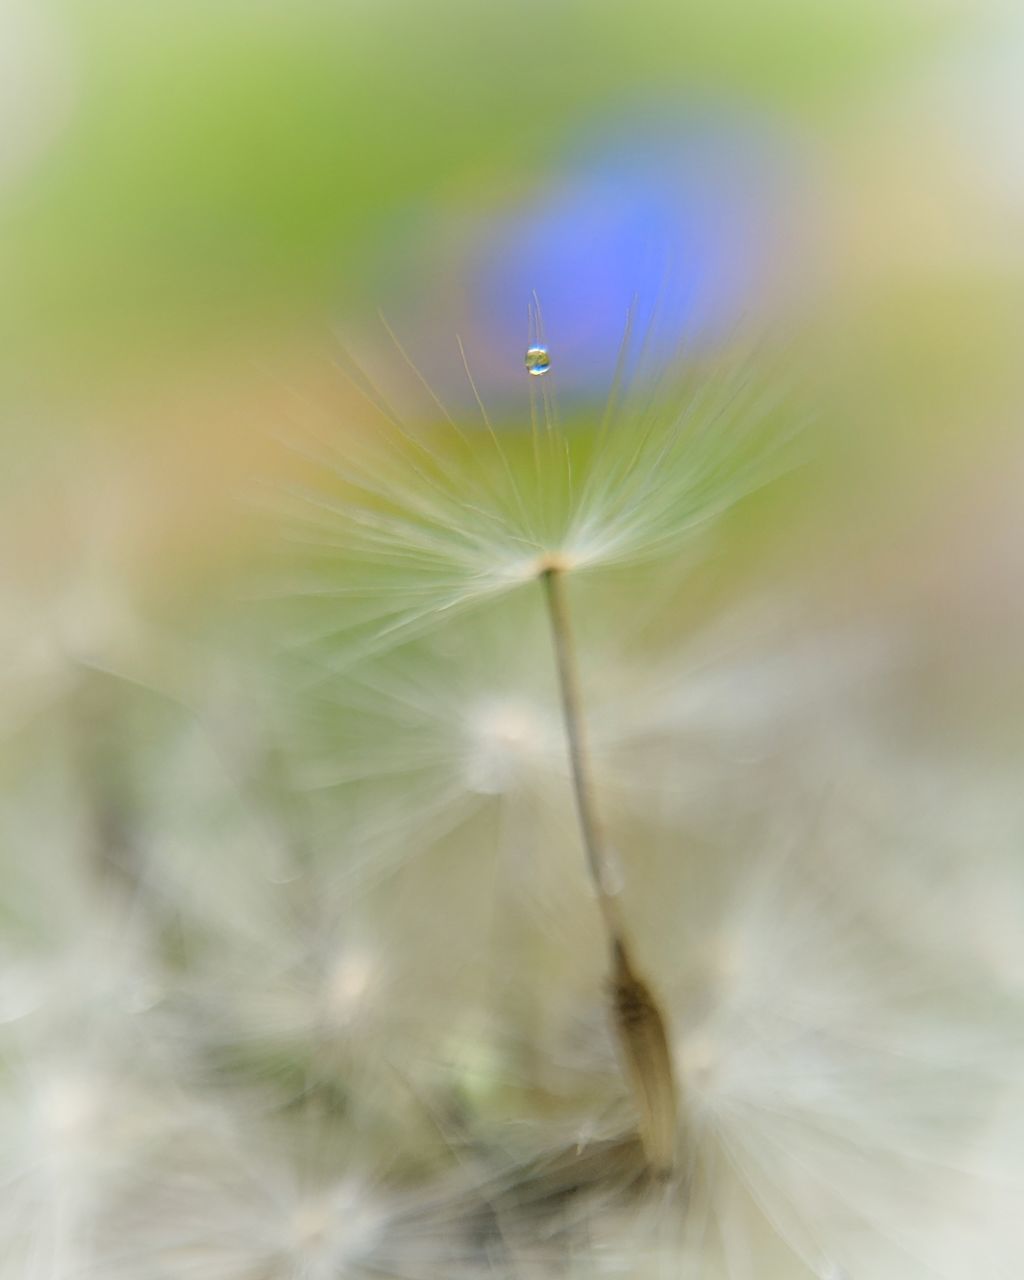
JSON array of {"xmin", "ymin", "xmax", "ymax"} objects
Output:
[{"xmin": 1, "ymin": 339, "xmax": 1021, "ymax": 1280}]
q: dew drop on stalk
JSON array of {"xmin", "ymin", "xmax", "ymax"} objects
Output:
[{"xmin": 525, "ymin": 345, "xmax": 551, "ymax": 376}]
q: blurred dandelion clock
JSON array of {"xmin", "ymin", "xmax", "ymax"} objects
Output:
[
  {"xmin": 653, "ymin": 842, "xmax": 1024, "ymax": 1280},
  {"xmin": 101, "ymin": 1107, "xmax": 410, "ymax": 1280},
  {"xmin": 0, "ymin": 887, "xmax": 184, "ymax": 1279}
]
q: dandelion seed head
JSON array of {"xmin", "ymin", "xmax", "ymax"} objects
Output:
[
  {"xmin": 270, "ymin": 320, "xmax": 799, "ymax": 665},
  {"xmin": 462, "ymin": 694, "xmax": 560, "ymax": 795},
  {"xmin": 643, "ymin": 826, "xmax": 1024, "ymax": 1278},
  {"xmin": 282, "ymin": 1180, "xmax": 385, "ymax": 1272},
  {"xmin": 322, "ymin": 946, "xmax": 378, "ymax": 1025},
  {"xmin": 495, "ymin": 546, "xmax": 587, "ymax": 584},
  {"xmin": 114, "ymin": 1126, "xmax": 397, "ymax": 1280},
  {"xmin": 33, "ymin": 1070, "xmax": 102, "ymax": 1152}
]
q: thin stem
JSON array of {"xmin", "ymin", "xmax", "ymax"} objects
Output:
[
  {"xmin": 539, "ymin": 564, "xmax": 624, "ymax": 947},
  {"xmin": 539, "ymin": 563, "xmax": 680, "ymax": 1177}
]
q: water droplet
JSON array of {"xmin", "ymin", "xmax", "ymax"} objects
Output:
[{"xmin": 525, "ymin": 345, "xmax": 550, "ymax": 376}]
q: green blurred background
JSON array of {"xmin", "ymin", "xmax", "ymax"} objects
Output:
[{"xmin": 2, "ymin": 0, "xmax": 1023, "ymax": 680}]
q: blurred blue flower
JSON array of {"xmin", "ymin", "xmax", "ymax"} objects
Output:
[
  {"xmin": 471, "ymin": 113, "xmax": 779, "ymax": 389},
  {"xmin": 360, "ymin": 103, "xmax": 798, "ymax": 410}
]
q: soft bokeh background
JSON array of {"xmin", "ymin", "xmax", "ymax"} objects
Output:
[
  {"xmin": 2, "ymin": 1, "xmax": 1024, "ymax": 1275},
  {"xmin": 3, "ymin": 0, "xmax": 1023, "ymax": 628},
  {"xmin": 3, "ymin": 0, "xmax": 1023, "ymax": 664}
]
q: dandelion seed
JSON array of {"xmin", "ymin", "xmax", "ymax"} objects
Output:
[{"xmin": 266, "ymin": 330, "xmax": 808, "ymax": 1177}]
